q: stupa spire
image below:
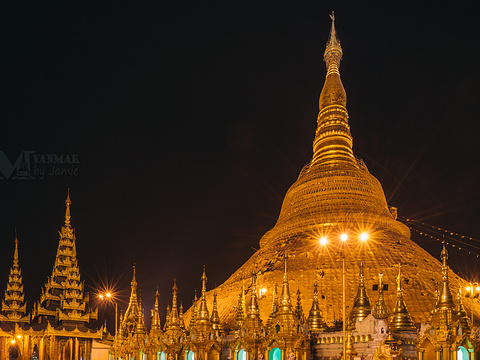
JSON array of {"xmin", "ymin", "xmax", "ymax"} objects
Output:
[
  {"xmin": 349, "ymin": 262, "xmax": 371, "ymax": 327},
  {"xmin": 279, "ymin": 255, "xmax": 293, "ymax": 312},
  {"xmin": 196, "ymin": 266, "xmax": 210, "ymax": 325},
  {"xmin": 267, "ymin": 283, "xmax": 279, "ymax": 328},
  {"xmin": 456, "ymin": 287, "xmax": 470, "ymax": 331},
  {"xmin": 151, "ymin": 287, "xmax": 161, "ymax": 331},
  {"xmin": 179, "ymin": 301, "xmax": 185, "ymax": 329},
  {"xmin": 295, "ymin": 289, "xmax": 305, "ymax": 323},
  {"xmin": 438, "ymin": 244, "xmax": 454, "ymax": 310},
  {"xmin": 188, "ymin": 290, "xmax": 198, "ymax": 331},
  {"xmin": 170, "ymin": 279, "xmax": 180, "ymax": 327},
  {"xmin": 233, "ymin": 290, "xmax": 245, "ymax": 330},
  {"xmin": 211, "ymin": 291, "xmax": 221, "ymax": 331},
  {"xmin": 244, "ymin": 271, "xmax": 262, "ymax": 332},
  {"xmin": 389, "ymin": 265, "xmax": 416, "ymax": 332},
  {"xmin": 312, "ymin": 12, "xmax": 356, "ymax": 167},
  {"xmin": 373, "ymin": 273, "xmax": 388, "ymax": 319},
  {"xmin": 308, "ymin": 281, "xmax": 326, "ymax": 332}
]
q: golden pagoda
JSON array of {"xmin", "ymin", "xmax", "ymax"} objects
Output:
[
  {"xmin": 0, "ymin": 230, "xmax": 29, "ymax": 324},
  {"xmin": 195, "ymin": 13, "xmax": 478, "ymax": 332}
]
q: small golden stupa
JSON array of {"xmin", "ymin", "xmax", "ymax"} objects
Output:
[{"xmin": 198, "ymin": 14, "xmax": 476, "ymax": 329}]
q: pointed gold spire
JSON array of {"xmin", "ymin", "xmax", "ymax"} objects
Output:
[
  {"xmin": 312, "ymin": 12, "xmax": 356, "ymax": 167},
  {"xmin": 373, "ymin": 273, "xmax": 388, "ymax": 319},
  {"xmin": 308, "ymin": 281, "xmax": 327, "ymax": 332},
  {"xmin": 120, "ymin": 266, "xmax": 141, "ymax": 336},
  {"xmin": 279, "ymin": 255, "xmax": 293, "ymax": 312},
  {"xmin": 456, "ymin": 287, "xmax": 470, "ymax": 331},
  {"xmin": 151, "ymin": 287, "xmax": 161, "ymax": 331},
  {"xmin": 295, "ymin": 289, "xmax": 305, "ymax": 323},
  {"xmin": 438, "ymin": 244, "xmax": 454, "ymax": 310},
  {"xmin": 389, "ymin": 265, "xmax": 416, "ymax": 332},
  {"xmin": 211, "ymin": 291, "xmax": 221, "ymax": 331},
  {"xmin": 188, "ymin": 290, "xmax": 198, "ymax": 331},
  {"xmin": 13, "ymin": 228, "xmax": 19, "ymax": 265},
  {"xmin": 244, "ymin": 271, "xmax": 262, "ymax": 332},
  {"xmin": 234, "ymin": 289, "xmax": 245, "ymax": 330},
  {"xmin": 267, "ymin": 283, "xmax": 279, "ymax": 328},
  {"xmin": 179, "ymin": 301, "xmax": 185, "ymax": 329},
  {"xmin": 65, "ymin": 188, "xmax": 71, "ymax": 226},
  {"xmin": 196, "ymin": 265, "xmax": 210, "ymax": 325},
  {"xmin": 349, "ymin": 262, "xmax": 371, "ymax": 328},
  {"xmin": 170, "ymin": 278, "xmax": 180, "ymax": 328}
]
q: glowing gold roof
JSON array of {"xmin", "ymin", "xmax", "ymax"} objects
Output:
[{"xmin": 190, "ymin": 16, "xmax": 478, "ymax": 330}]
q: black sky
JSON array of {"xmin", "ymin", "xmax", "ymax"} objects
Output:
[{"xmin": 1, "ymin": 1, "xmax": 480, "ymax": 328}]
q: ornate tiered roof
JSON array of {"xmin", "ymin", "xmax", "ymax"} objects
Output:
[
  {"xmin": 32, "ymin": 190, "xmax": 97, "ymax": 325},
  {"xmin": 0, "ymin": 230, "xmax": 29, "ymax": 323}
]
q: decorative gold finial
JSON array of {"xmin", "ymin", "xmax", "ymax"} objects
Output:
[
  {"xmin": 374, "ymin": 273, "xmax": 388, "ymax": 319},
  {"xmin": 13, "ymin": 228, "xmax": 19, "ymax": 263},
  {"xmin": 64, "ymin": 189, "xmax": 72, "ymax": 226},
  {"xmin": 389, "ymin": 264, "xmax": 416, "ymax": 332},
  {"xmin": 131, "ymin": 264, "xmax": 137, "ymax": 287},
  {"xmin": 349, "ymin": 262, "xmax": 372, "ymax": 327}
]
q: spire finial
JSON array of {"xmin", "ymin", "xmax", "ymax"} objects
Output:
[
  {"xmin": 389, "ymin": 263, "xmax": 415, "ymax": 332},
  {"xmin": 312, "ymin": 13, "xmax": 355, "ymax": 167},
  {"xmin": 13, "ymin": 228, "xmax": 19, "ymax": 263},
  {"xmin": 374, "ymin": 273, "xmax": 388, "ymax": 319},
  {"xmin": 132, "ymin": 264, "xmax": 137, "ymax": 287},
  {"xmin": 65, "ymin": 188, "xmax": 72, "ymax": 226},
  {"xmin": 349, "ymin": 262, "xmax": 371, "ymax": 327}
]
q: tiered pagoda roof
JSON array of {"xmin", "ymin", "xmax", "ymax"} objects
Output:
[
  {"xmin": 32, "ymin": 190, "xmax": 97, "ymax": 326},
  {"xmin": 0, "ymin": 230, "xmax": 29, "ymax": 324}
]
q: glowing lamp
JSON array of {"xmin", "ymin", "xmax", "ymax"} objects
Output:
[
  {"xmin": 467, "ymin": 286, "xmax": 471, "ymax": 291},
  {"xmin": 10, "ymin": 339, "xmax": 15, "ymax": 344},
  {"xmin": 340, "ymin": 234, "xmax": 348, "ymax": 242},
  {"xmin": 106, "ymin": 292, "xmax": 112, "ymax": 298},
  {"xmin": 476, "ymin": 287, "xmax": 480, "ymax": 292},
  {"xmin": 16, "ymin": 335, "xmax": 21, "ymax": 339},
  {"xmin": 360, "ymin": 233, "xmax": 369, "ymax": 241},
  {"xmin": 99, "ymin": 294, "xmax": 104, "ymax": 299},
  {"xmin": 319, "ymin": 237, "xmax": 328, "ymax": 246}
]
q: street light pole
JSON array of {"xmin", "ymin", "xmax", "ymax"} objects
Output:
[
  {"xmin": 114, "ymin": 302, "xmax": 118, "ymax": 360},
  {"xmin": 342, "ymin": 255, "xmax": 346, "ymax": 360}
]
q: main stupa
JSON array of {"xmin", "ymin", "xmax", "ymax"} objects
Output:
[{"xmin": 204, "ymin": 16, "xmax": 475, "ymax": 328}]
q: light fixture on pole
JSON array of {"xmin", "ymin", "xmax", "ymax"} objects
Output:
[
  {"xmin": 319, "ymin": 230, "xmax": 368, "ymax": 360},
  {"xmin": 465, "ymin": 282, "xmax": 480, "ymax": 326},
  {"xmin": 99, "ymin": 292, "xmax": 118, "ymax": 360}
]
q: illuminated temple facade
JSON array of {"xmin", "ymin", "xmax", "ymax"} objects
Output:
[
  {"xmin": 0, "ymin": 192, "xmax": 103, "ymax": 360},
  {"xmin": 2, "ymin": 15, "xmax": 480, "ymax": 360}
]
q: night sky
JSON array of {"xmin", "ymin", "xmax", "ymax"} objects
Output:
[{"xmin": 1, "ymin": 1, "xmax": 480, "ymax": 329}]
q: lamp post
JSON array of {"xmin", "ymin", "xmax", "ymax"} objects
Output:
[
  {"xmin": 99, "ymin": 292, "xmax": 118, "ymax": 360},
  {"xmin": 465, "ymin": 283, "xmax": 480, "ymax": 326},
  {"xmin": 319, "ymin": 230, "xmax": 368, "ymax": 360}
]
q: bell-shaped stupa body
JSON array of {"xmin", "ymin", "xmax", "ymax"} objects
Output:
[{"xmin": 198, "ymin": 16, "xmax": 476, "ymax": 329}]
